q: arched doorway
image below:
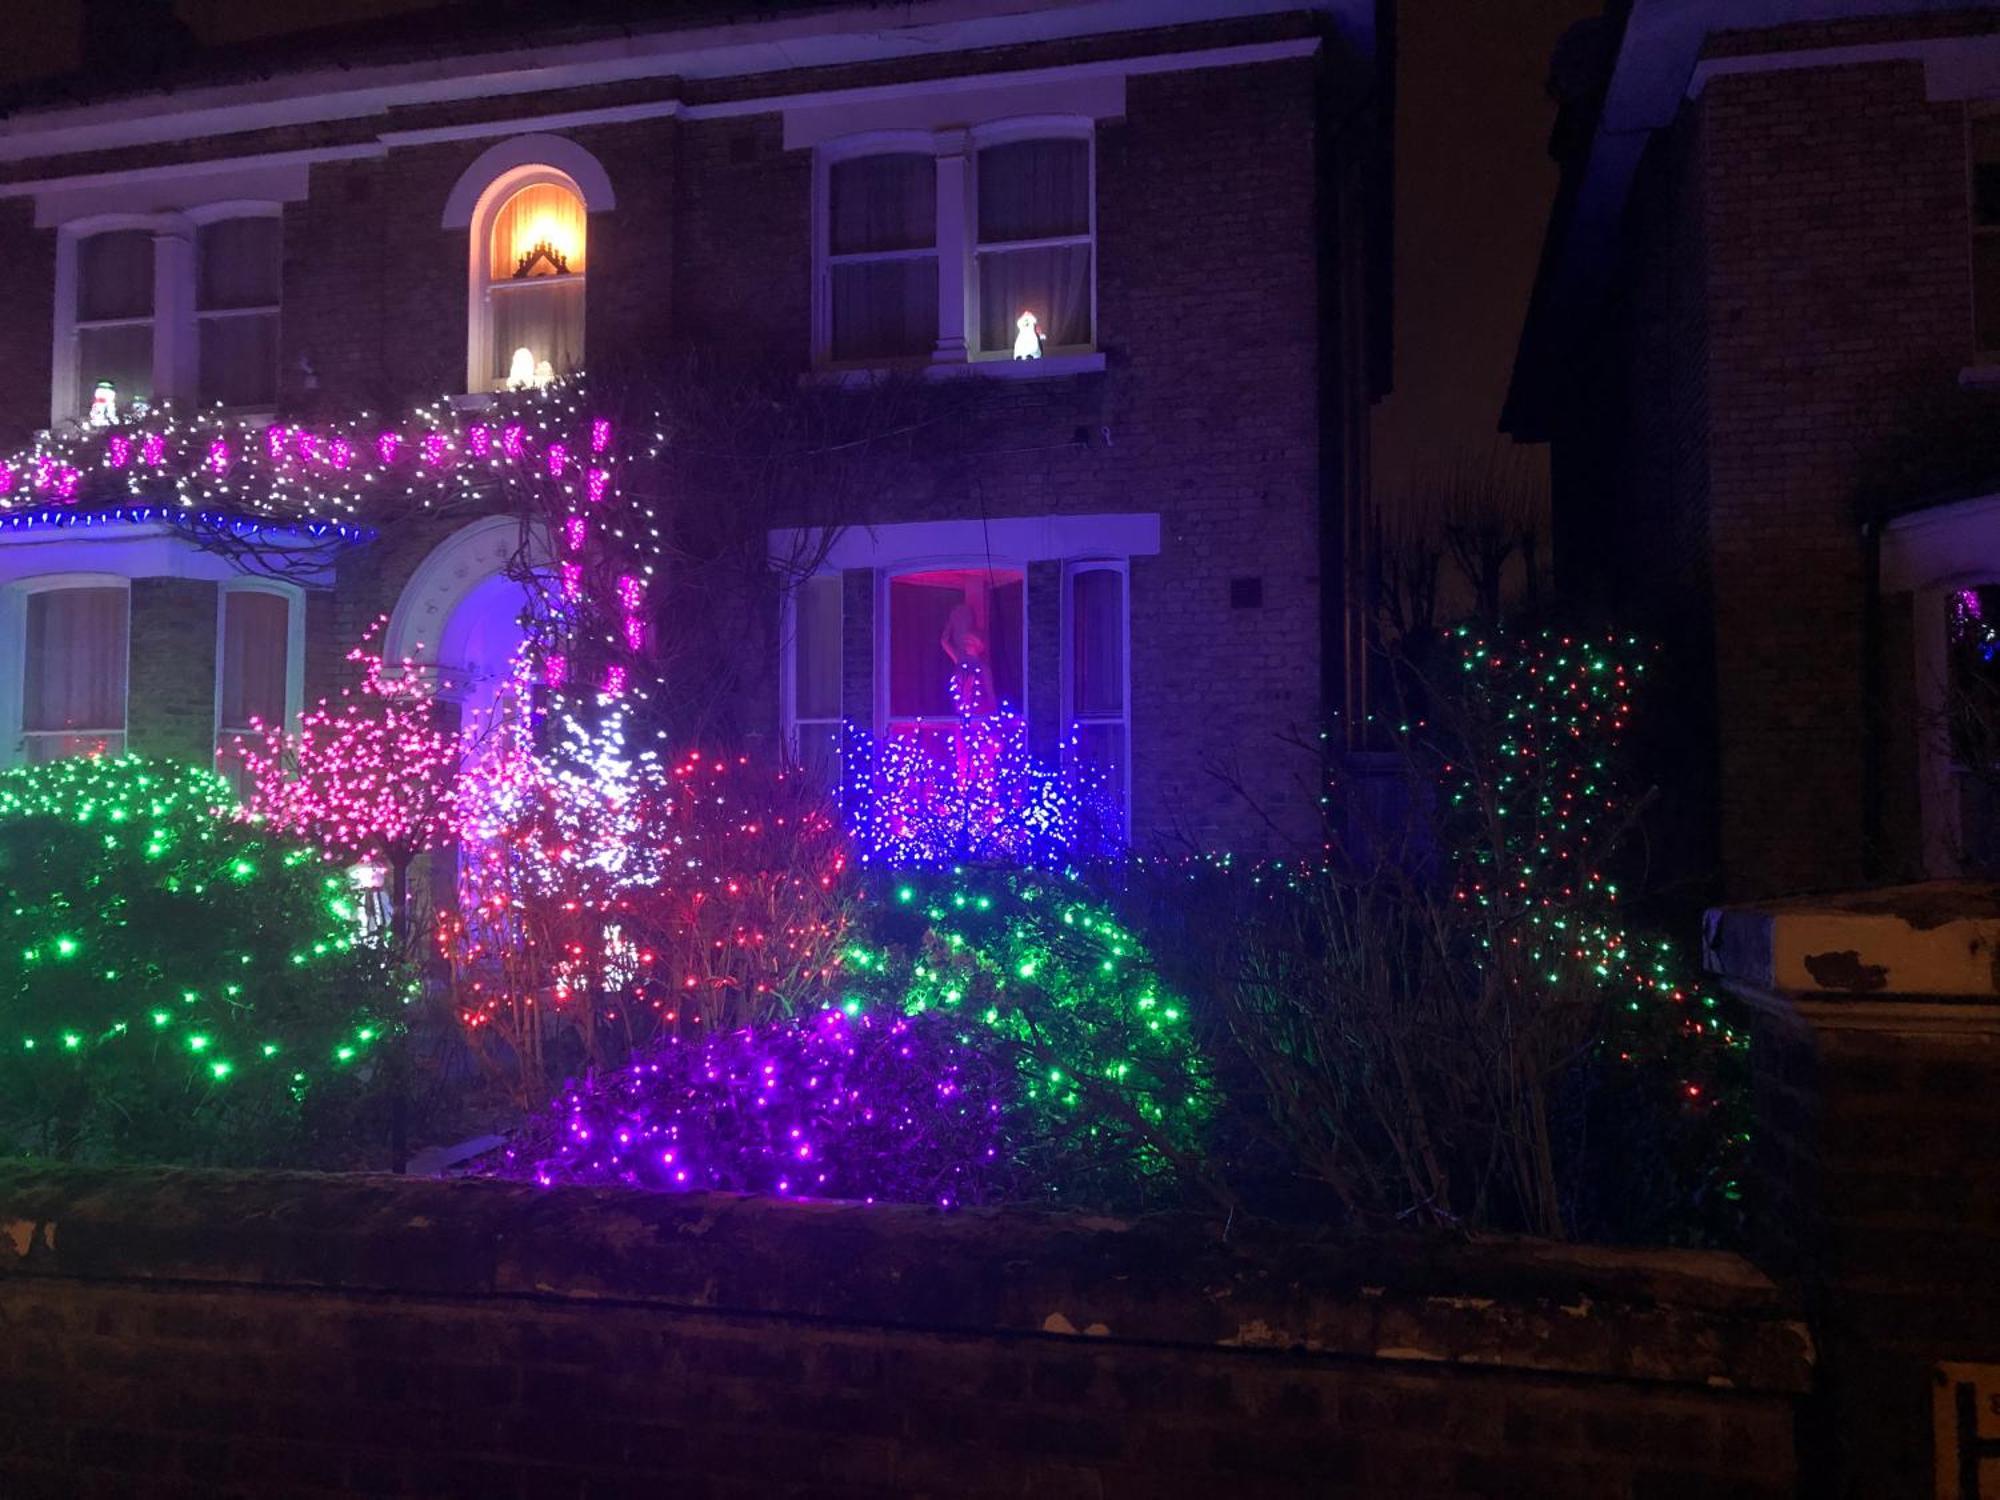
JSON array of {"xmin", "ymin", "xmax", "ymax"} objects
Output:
[{"xmin": 384, "ymin": 514, "xmax": 548, "ymax": 729}]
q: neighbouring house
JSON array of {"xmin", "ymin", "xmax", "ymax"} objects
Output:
[
  {"xmin": 1506, "ymin": 0, "xmax": 2000, "ymax": 900},
  {"xmin": 0, "ymin": 0, "xmax": 1389, "ymax": 857}
]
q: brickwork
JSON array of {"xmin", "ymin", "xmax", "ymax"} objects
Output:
[
  {"xmin": 126, "ymin": 578, "xmax": 218, "ymax": 765},
  {"xmin": 1546, "ymin": 50, "xmax": 1978, "ymax": 898},
  {"xmin": 0, "ymin": 1166, "xmax": 1809, "ymax": 1500}
]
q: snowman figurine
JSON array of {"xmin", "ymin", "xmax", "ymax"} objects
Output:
[
  {"xmin": 86, "ymin": 380, "xmax": 118, "ymax": 428},
  {"xmin": 1012, "ymin": 310, "xmax": 1044, "ymax": 360},
  {"xmin": 505, "ymin": 346, "xmax": 538, "ymax": 392}
]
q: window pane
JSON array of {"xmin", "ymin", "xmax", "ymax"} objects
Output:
[
  {"xmin": 1071, "ymin": 568, "xmax": 1124, "ymax": 717},
  {"xmin": 24, "ymin": 587, "xmax": 128, "ymax": 740},
  {"xmin": 1978, "ymin": 237, "xmax": 2000, "ymax": 352},
  {"xmin": 889, "ymin": 569, "xmax": 1023, "ymax": 719},
  {"xmin": 831, "ymin": 258, "xmax": 937, "ymax": 362},
  {"xmin": 978, "ymin": 138, "xmax": 1089, "ymax": 243},
  {"xmin": 77, "ymin": 324, "xmax": 152, "ymax": 413},
  {"xmin": 829, "ymin": 154, "xmax": 935, "ymax": 255},
  {"xmin": 490, "ymin": 180, "xmax": 586, "ymax": 279},
  {"xmin": 1975, "ymin": 118, "xmax": 2000, "ymax": 226},
  {"xmin": 1075, "ymin": 722, "xmax": 1126, "ymax": 789},
  {"xmin": 77, "ymin": 230, "xmax": 153, "ymax": 321},
  {"xmin": 491, "ymin": 279, "xmax": 585, "ymax": 385},
  {"xmin": 794, "ymin": 722, "xmax": 839, "ymax": 786},
  {"xmin": 978, "ymin": 244, "xmax": 1092, "ymax": 352},
  {"xmin": 198, "ymin": 217, "xmax": 281, "ymax": 310},
  {"xmin": 199, "ymin": 311, "xmax": 279, "ymax": 408},
  {"xmin": 793, "ymin": 574, "xmax": 842, "ymax": 721},
  {"xmin": 220, "ymin": 590, "xmax": 289, "ymax": 732}
]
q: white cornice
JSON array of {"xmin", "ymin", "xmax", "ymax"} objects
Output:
[
  {"xmin": 0, "ymin": 1, "xmax": 1356, "ymax": 165},
  {"xmin": 0, "ymin": 35, "xmax": 1323, "ymax": 212}
]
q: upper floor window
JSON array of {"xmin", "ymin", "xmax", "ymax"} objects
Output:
[
  {"xmin": 477, "ymin": 173, "xmax": 586, "ymax": 392},
  {"xmin": 817, "ymin": 124, "xmax": 1095, "ymax": 369},
  {"xmin": 59, "ymin": 211, "xmax": 280, "ymax": 426},
  {"xmin": 22, "ymin": 583, "xmax": 128, "ymax": 763},
  {"xmin": 197, "ymin": 217, "xmax": 281, "ymax": 409},
  {"xmin": 1974, "ymin": 115, "xmax": 2000, "ymax": 355}
]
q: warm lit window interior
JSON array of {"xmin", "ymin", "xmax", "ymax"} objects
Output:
[
  {"xmin": 888, "ymin": 567, "xmax": 1024, "ymax": 720},
  {"xmin": 486, "ymin": 178, "xmax": 586, "ymax": 390},
  {"xmin": 976, "ymin": 138, "xmax": 1093, "ymax": 356},
  {"xmin": 22, "ymin": 586, "xmax": 128, "ymax": 764}
]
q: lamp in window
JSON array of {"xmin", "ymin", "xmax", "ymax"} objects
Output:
[{"xmin": 486, "ymin": 177, "xmax": 586, "ymax": 391}]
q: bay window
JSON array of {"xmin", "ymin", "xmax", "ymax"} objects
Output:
[
  {"xmin": 197, "ymin": 216, "xmax": 281, "ymax": 409},
  {"xmin": 887, "ymin": 567, "xmax": 1024, "ymax": 722},
  {"xmin": 817, "ymin": 124, "xmax": 1095, "ymax": 368},
  {"xmin": 22, "ymin": 584, "xmax": 128, "ymax": 763},
  {"xmin": 785, "ymin": 574, "xmax": 843, "ymax": 783},
  {"xmin": 1065, "ymin": 562, "xmax": 1129, "ymax": 810}
]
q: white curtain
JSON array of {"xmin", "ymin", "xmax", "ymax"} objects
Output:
[
  {"xmin": 490, "ymin": 280, "xmax": 585, "ymax": 383},
  {"xmin": 977, "ymin": 138, "xmax": 1091, "ymax": 351},
  {"xmin": 490, "ymin": 181, "xmax": 587, "ymax": 278},
  {"xmin": 219, "ymin": 590, "xmax": 289, "ymax": 732},
  {"xmin": 829, "ymin": 154, "xmax": 937, "ymax": 361},
  {"xmin": 77, "ymin": 229, "xmax": 154, "ymax": 411},
  {"xmin": 23, "ymin": 587, "xmax": 128, "ymax": 761}
]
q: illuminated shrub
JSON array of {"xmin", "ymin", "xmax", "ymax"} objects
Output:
[
  {"xmin": 0, "ymin": 756, "xmax": 396, "ymax": 1163},
  {"xmin": 498, "ymin": 1006, "xmax": 1016, "ymax": 1207}
]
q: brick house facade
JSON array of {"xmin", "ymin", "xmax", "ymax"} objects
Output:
[
  {"xmin": 1507, "ymin": 1, "xmax": 2000, "ymax": 900},
  {"xmin": 0, "ymin": 0, "xmax": 1389, "ymax": 856}
]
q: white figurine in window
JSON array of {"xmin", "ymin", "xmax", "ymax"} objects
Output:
[
  {"xmin": 87, "ymin": 381, "xmax": 118, "ymax": 428},
  {"xmin": 1012, "ymin": 311, "xmax": 1043, "ymax": 360},
  {"xmin": 505, "ymin": 347, "xmax": 538, "ymax": 392}
]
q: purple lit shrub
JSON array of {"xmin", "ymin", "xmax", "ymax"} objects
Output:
[{"xmin": 498, "ymin": 1007, "xmax": 1019, "ymax": 1207}]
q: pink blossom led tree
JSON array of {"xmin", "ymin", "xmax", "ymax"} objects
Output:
[{"xmin": 226, "ymin": 634, "xmax": 468, "ymax": 943}]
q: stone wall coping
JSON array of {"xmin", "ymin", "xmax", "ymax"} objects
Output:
[
  {"xmin": 1704, "ymin": 880, "xmax": 2000, "ymax": 997},
  {"xmin": 0, "ymin": 1165, "xmax": 1811, "ymax": 1394}
]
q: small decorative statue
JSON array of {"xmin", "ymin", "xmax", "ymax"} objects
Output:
[
  {"xmin": 505, "ymin": 347, "xmax": 538, "ymax": 392},
  {"xmin": 534, "ymin": 358, "xmax": 555, "ymax": 389},
  {"xmin": 1012, "ymin": 310, "xmax": 1043, "ymax": 360},
  {"xmin": 86, "ymin": 380, "xmax": 118, "ymax": 428}
]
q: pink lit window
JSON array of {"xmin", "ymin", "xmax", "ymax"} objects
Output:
[{"xmin": 887, "ymin": 567, "xmax": 1023, "ymax": 722}]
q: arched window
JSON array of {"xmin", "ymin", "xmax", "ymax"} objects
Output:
[{"xmin": 473, "ymin": 169, "xmax": 587, "ymax": 392}]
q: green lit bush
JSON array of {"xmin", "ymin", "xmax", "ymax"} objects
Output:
[
  {"xmin": 846, "ymin": 868, "xmax": 1220, "ymax": 1209},
  {"xmin": 0, "ymin": 756, "xmax": 398, "ymax": 1164}
]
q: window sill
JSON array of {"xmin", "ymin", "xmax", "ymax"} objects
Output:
[{"xmin": 811, "ymin": 351, "xmax": 1107, "ymax": 387}]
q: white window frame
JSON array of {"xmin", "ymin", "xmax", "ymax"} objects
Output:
[
  {"xmin": 51, "ymin": 201, "xmax": 283, "ymax": 428},
  {"xmin": 811, "ymin": 117, "xmax": 1096, "ymax": 370},
  {"xmin": 876, "ymin": 558, "xmax": 1029, "ymax": 733},
  {"xmin": 780, "ymin": 572, "xmax": 843, "ymax": 779},
  {"xmin": 212, "ymin": 579, "xmax": 306, "ymax": 754},
  {"xmin": 1060, "ymin": 558, "xmax": 1132, "ymax": 830},
  {"xmin": 463, "ymin": 164, "xmax": 589, "ymax": 396},
  {"xmin": 0, "ymin": 573, "xmax": 132, "ymax": 768}
]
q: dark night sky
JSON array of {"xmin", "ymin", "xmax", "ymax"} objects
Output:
[{"xmin": 4, "ymin": 0, "xmax": 1597, "ymax": 496}]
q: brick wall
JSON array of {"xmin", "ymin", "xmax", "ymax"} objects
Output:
[
  {"xmin": 0, "ymin": 1165, "xmax": 1809, "ymax": 1499},
  {"xmin": 126, "ymin": 578, "xmax": 218, "ymax": 765},
  {"xmin": 1553, "ymin": 51, "xmax": 1978, "ymax": 899}
]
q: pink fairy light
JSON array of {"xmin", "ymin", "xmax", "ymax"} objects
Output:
[
  {"xmin": 422, "ymin": 432, "xmax": 451, "ymax": 467},
  {"xmin": 467, "ymin": 425, "xmax": 492, "ymax": 458},
  {"xmin": 375, "ymin": 432, "xmax": 401, "ymax": 467},
  {"xmin": 107, "ymin": 435, "xmax": 132, "ymax": 469},
  {"xmin": 207, "ymin": 440, "xmax": 232, "ymax": 476},
  {"xmin": 590, "ymin": 418, "xmax": 612, "ymax": 453},
  {"xmin": 564, "ymin": 515, "xmax": 587, "ymax": 552},
  {"xmin": 329, "ymin": 437, "xmax": 354, "ymax": 470},
  {"xmin": 543, "ymin": 653, "xmax": 568, "ymax": 689},
  {"xmin": 502, "ymin": 425, "xmax": 526, "ymax": 460},
  {"xmin": 561, "ymin": 561, "xmax": 583, "ymax": 602},
  {"xmin": 587, "ymin": 467, "xmax": 609, "ymax": 504},
  {"xmin": 140, "ymin": 433, "xmax": 166, "ymax": 466},
  {"xmin": 547, "ymin": 443, "xmax": 568, "ymax": 478}
]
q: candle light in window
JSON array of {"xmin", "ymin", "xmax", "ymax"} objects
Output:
[{"xmin": 1013, "ymin": 311, "xmax": 1043, "ymax": 360}]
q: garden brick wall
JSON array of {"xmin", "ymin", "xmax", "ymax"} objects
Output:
[
  {"xmin": 1544, "ymin": 32, "xmax": 1982, "ymax": 898},
  {"xmin": 0, "ymin": 11, "xmax": 1363, "ymax": 853},
  {"xmin": 0, "ymin": 1166, "xmax": 1810, "ymax": 1499}
]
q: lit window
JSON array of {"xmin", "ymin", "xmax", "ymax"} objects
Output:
[
  {"xmin": 74, "ymin": 230, "xmax": 154, "ymax": 421},
  {"xmin": 786, "ymin": 574, "xmax": 843, "ymax": 783},
  {"xmin": 197, "ymin": 217, "xmax": 281, "ymax": 409},
  {"xmin": 1065, "ymin": 563, "xmax": 1128, "ymax": 807},
  {"xmin": 1974, "ymin": 116, "xmax": 2000, "ymax": 354},
  {"xmin": 827, "ymin": 153, "xmax": 938, "ymax": 363},
  {"xmin": 22, "ymin": 586, "xmax": 128, "ymax": 763},
  {"xmin": 887, "ymin": 568, "xmax": 1024, "ymax": 721},
  {"xmin": 976, "ymin": 138, "xmax": 1093, "ymax": 356},
  {"xmin": 818, "ymin": 130, "xmax": 1094, "ymax": 368},
  {"xmin": 482, "ymin": 176, "xmax": 586, "ymax": 390}
]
